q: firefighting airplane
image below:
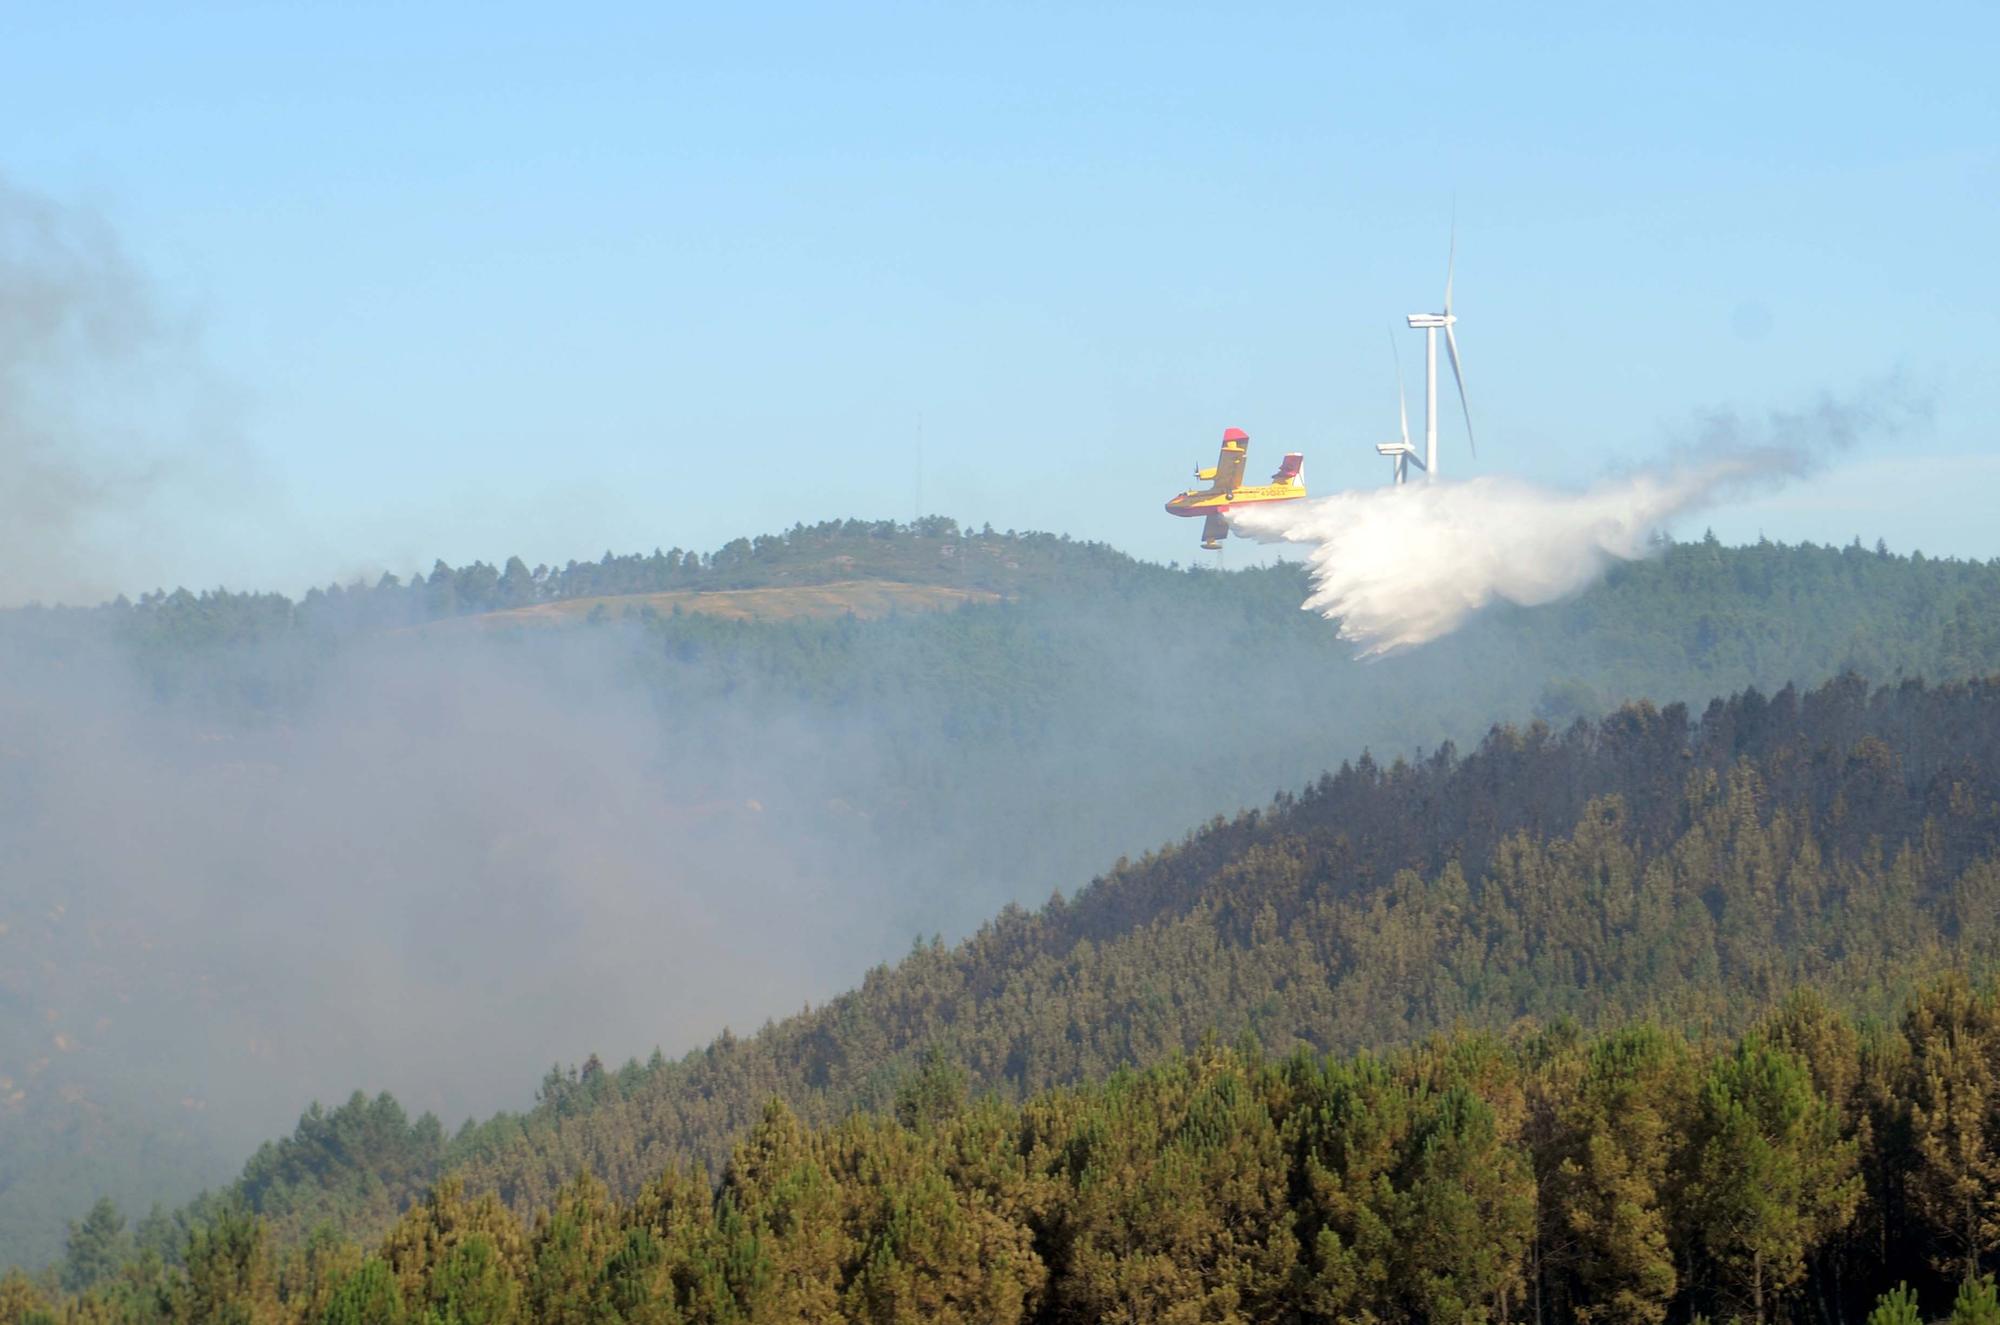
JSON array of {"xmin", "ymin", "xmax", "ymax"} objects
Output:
[{"xmin": 1163, "ymin": 428, "xmax": 1307, "ymax": 549}]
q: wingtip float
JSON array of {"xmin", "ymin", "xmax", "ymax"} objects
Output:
[{"xmin": 1164, "ymin": 428, "xmax": 1306, "ymax": 549}]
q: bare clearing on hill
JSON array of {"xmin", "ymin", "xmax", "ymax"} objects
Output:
[{"xmin": 423, "ymin": 579, "xmax": 1002, "ymax": 631}]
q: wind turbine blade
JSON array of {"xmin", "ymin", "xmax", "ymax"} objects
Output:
[
  {"xmin": 1444, "ymin": 221, "xmax": 1456, "ymax": 316},
  {"xmin": 1445, "ymin": 323, "xmax": 1475, "ymax": 457},
  {"xmin": 1389, "ymin": 329, "xmax": 1411, "ymax": 447}
]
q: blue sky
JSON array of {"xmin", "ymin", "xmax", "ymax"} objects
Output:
[{"xmin": 3, "ymin": 1, "xmax": 1995, "ymax": 596}]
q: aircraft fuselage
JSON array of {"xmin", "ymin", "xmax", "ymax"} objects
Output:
[{"xmin": 1164, "ymin": 429, "xmax": 1306, "ymax": 548}]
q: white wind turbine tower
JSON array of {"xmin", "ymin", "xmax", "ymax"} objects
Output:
[
  {"xmin": 1375, "ymin": 331, "xmax": 1418, "ymax": 483},
  {"xmin": 1379, "ymin": 236, "xmax": 1476, "ymax": 483}
]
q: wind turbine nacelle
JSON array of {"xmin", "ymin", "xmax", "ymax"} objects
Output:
[{"xmin": 1406, "ymin": 313, "xmax": 1453, "ymax": 328}]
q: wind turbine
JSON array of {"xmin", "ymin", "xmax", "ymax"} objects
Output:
[
  {"xmin": 1401, "ymin": 233, "xmax": 1476, "ymax": 480},
  {"xmin": 1374, "ymin": 330, "xmax": 1420, "ymax": 483}
]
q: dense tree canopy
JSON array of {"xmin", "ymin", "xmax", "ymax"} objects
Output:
[
  {"xmin": 15, "ymin": 521, "xmax": 2000, "ymax": 1283},
  {"xmin": 64, "ymin": 669, "xmax": 2000, "ymax": 1298},
  {"xmin": 22, "ymin": 998, "xmax": 2000, "ymax": 1323}
]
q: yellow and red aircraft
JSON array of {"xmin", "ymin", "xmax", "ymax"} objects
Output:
[{"xmin": 1164, "ymin": 428, "xmax": 1306, "ymax": 549}]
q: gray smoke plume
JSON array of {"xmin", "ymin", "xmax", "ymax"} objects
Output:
[
  {"xmin": 0, "ymin": 176, "xmax": 229, "ymax": 605},
  {"xmin": 1232, "ymin": 383, "xmax": 1929, "ymax": 654}
]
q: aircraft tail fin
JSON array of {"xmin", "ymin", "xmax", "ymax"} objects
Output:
[{"xmin": 1271, "ymin": 452, "xmax": 1304, "ymax": 486}]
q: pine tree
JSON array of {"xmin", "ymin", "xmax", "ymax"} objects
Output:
[
  {"xmin": 284, "ymin": 1228, "xmax": 365, "ymax": 1325},
  {"xmin": 595, "ymin": 1226, "xmax": 682, "ymax": 1325},
  {"xmin": 1044, "ymin": 1053, "xmax": 1298, "ymax": 1322},
  {"xmin": 1684, "ymin": 1038, "xmax": 1860, "ymax": 1322},
  {"xmin": 0, "ymin": 1271, "xmax": 49, "ymax": 1325},
  {"xmin": 891, "ymin": 1048, "xmax": 968, "ymax": 1134},
  {"xmin": 1954, "ymin": 1275, "xmax": 2000, "ymax": 1324},
  {"xmin": 426, "ymin": 1236, "xmax": 519, "ymax": 1325},
  {"xmin": 176, "ymin": 1206, "xmax": 282, "ymax": 1325},
  {"xmin": 623, "ymin": 1164, "xmax": 718, "ymax": 1323},
  {"xmin": 62, "ymin": 1199, "xmax": 129, "ymax": 1294},
  {"xmin": 526, "ymin": 1173, "xmax": 621, "ymax": 1325},
  {"xmin": 1549, "ymin": 1025, "xmax": 1695, "ymax": 1325},
  {"xmin": 1391, "ymin": 1085, "xmax": 1535, "ymax": 1323},
  {"xmin": 380, "ymin": 1180, "xmax": 527, "ymax": 1325},
  {"xmin": 721, "ymin": 1101, "xmax": 844, "ymax": 1324},
  {"xmin": 1867, "ymin": 1282, "xmax": 1923, "ymax": 1325},
  {"xmin": 320, "ymin": 1259, "xmax": 404, "ymax": 1325},
  {"xmin": 1285, "ymin": 1052, "xmax": 1407, "ymax": 1320},
  {"xmin": 1905, "ymin": 976, "xmax": 2000, "ymax": 1284},
  {"xmin": 833, "ymin": 1118, "xmax": 1037, "ymax": 1324}
]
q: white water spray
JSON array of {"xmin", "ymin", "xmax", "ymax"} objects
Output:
[
  {"xmin": 1234, "ymin": 385, "xmax": 1927, "ymax": 654},
  {"xmin": 1231, "ymin": 455, "xmax": 1789, "ymax": 655}
]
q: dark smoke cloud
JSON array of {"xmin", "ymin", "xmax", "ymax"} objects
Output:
[{"xmin": 1677, "ymin": 375, "xmax": 1933, "ymax": 495}]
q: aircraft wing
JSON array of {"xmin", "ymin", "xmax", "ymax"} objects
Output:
[
  {"xmin": 1213, "ymin": 437, "xmax": 1248, "ymax": 492},
  {"xmin": 1201, "ymin": 511, "xmax": 1228, "ymax": 549}
]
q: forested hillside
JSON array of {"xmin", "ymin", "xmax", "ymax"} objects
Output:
[
  {"xmin": 54, "ymin": 519, "xmax": 2000, "ymax": 715},
  {"xmin": 61, "ymin": 521, "xmax": 2000, "ymax": 764},
  {"xmin": 11, "ymin": 520, "xmax": 2000, "ymax": 1274},
  {"xmin": 123, "ymin": 672, "xmax": 2000, "ymax": 1287},
  {"xmin": 26, "ymin": 982, "xmax": 2000, "ymax": 1322}
]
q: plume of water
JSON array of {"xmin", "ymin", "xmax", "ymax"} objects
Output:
[
  {"xmin": 1231, "ymin": 380, "xmax": 1931, "ymax": 654},
  {"xmin": 1231, "ymin": 460, "xmax": 1774, "ymax": 654}
]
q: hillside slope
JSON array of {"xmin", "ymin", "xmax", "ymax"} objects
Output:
[
  {"xmin": 14, "ymin": 522, "xmax": 2000, "ymax": 1269},
  {"xmin": 38, "ymin": 985, "xmax": 2000, "ymax": 1325},
  {"xmin": 201, "ymin": 671, "xmax": 2000, "ymax": 1253}
]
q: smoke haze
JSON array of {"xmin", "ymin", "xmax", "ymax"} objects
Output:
[
  {"xmin": 0, "ymin": 176, "xmax": 234, "ymax": 606},
  {"xmin": 1, "ymin": 585, "xmax": 1365, "ymax": 1262},
  {"xmin": 0, "ymin": 476, "xmax": 1968, "ymax": 1265},
  {"xmin": 1233, "ymin": 386, "xmax": 1927, "ymax": 654},
  {"xmin": 2, "ymin": 627, "xmax": 923, "ymax": 1137}
]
